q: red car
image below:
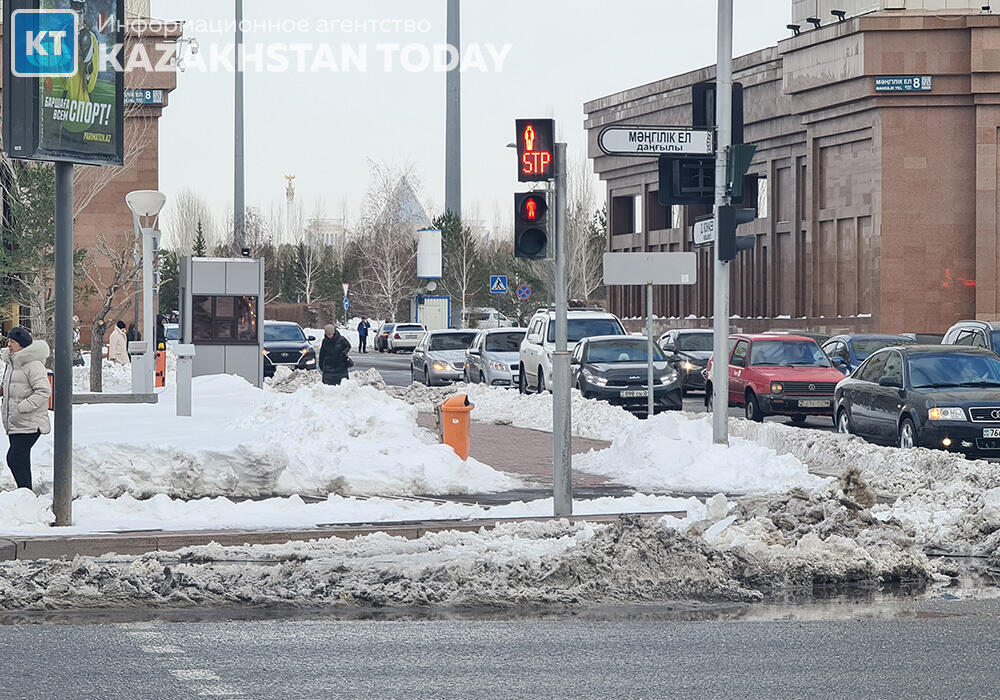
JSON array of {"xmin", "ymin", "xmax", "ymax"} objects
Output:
[{"xmin": 704, "ymin": 334, "xmax": 847, "ymax": 424}]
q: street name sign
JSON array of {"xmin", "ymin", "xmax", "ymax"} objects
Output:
[
  {"xmin": 602, "ymin": 252, "xmax": 697, "ymax": 286},
  {"xmin": 692, "ymin": 215, "xmax": 715, "ymax": 247},
  {"xmin": 874, "ymin": 75, "xmax": 932, "ymax": 92},
  {"xmin": 598, "ymin": 126, "xmax": 713, "ymax": 157}
]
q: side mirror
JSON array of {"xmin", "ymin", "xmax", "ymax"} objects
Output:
[
  {"xmin": 468, "ymin": 348, "xmax": 480, "ymax": 356},
  {"xmin": 571, "ymin": 357, "xmax": 581, "ymax": 366},
  {"xmin": 662, "ymin": 344, "xmax": 676, "ymax": 353},
  {"xmin": 878, "ymin": 376, "xmax": 902, "ymax": 388},
  {"xmin": 528, "ymin": 334, "xmax": 541, "ymax": 344},
  {"xmin": 307, "ymin": 335, "xmax": 316, "ymax": 342}
]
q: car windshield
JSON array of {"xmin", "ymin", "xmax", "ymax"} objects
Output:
[
  {"xmin": 853, "ymin": 337, "xmax": 915, "ymax": 360},
  {"xmin": 991, "ymin": 331, "xmax": 1000, "ymax": 348},
  {"xmin": 486, "ymin": 331, "xmax": 525, "ymax": 352},
  {"xmin": 264, "ymin": 325, "xmax": 305, "ymax": 342},
  {"xmin": 428, "ymin": 333, "xmax": 476, "ymax": 351},
  {"xmin": 548, "ymin": 319, "xmax": 624, "ymax": 343},
  {"xmin": 749, "ymin": 340, "xmax": 831, "ymax": 367},
  {"xmin": 909, "ymin": 353, "xmax": 1000, "ymax": 388},
  {"xmin": 397, "ymin": 325, "xmax": 423, "ymax": 332},
  {"xmin": 165, "ymin": 326, "xmax": 179, "ymax": 340},
  {"xmin": 586, "ymin": 341, "xmax": 666, "ymax": 363},
  {"xmin": 381, "ymin": 324, "xmax": 395, "ymax": 333},
  {"xmin": 677, "ymin": 333, "xmax": 713, "ymax": 351}
]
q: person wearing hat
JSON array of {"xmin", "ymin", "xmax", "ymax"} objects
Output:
[
  {"xmin": 0, "ymin": 327, "xmax": 51, "ymax": 490},
  {"xmin": 108, "ymin": 320, "xmax": 130, "ymax": 365},
  {"xmin": 317, "ymin": 324, "xmax": 352, "ymax": 386}
]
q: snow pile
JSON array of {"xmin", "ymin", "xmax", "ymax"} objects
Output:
[
  {"xmin": 9, "ymin": 374, "xmax": 519, "ymax": 499},
  {"xmin": 575, "ymin": 412, "xmax": 829, "ymax": 494},
  {"xmin": 265, "ymin": 366, "xmax": 322, "ymax": 393},
  {"xmin": 0, "ymin": 508, "xmax": 931, "ymax": 611},
  {"xmin": 0, "ymin": 490, "xmax": 701, "ymax": 536},
  {"xmin": 73, "ymin": 356, "xmax": 133, "ymax": 394}
]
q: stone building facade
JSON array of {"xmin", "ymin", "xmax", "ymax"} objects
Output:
[{"xmin": 585, "ymin": 8, "xmax": 1000, "ymax": 335}]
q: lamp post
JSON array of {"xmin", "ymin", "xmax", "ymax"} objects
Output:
[{"xmin": 126, "ymin": 190, "xmax": 166, "ymax": 394}]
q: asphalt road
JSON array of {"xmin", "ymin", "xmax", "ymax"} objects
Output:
[
  {"xmin": 354, "ymin": 349, "xmax": 836, "ymax": 431},
  {"xmin": 3, "ymin": 604, "xmax": 1000, "ymax": 699}
]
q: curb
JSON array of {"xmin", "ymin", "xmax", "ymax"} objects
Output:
[{"xmin": 0, "ymin": 511, "xmax": 684, "ymax": 562}]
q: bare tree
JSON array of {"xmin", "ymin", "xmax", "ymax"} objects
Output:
[
  {"xmin": 566, "ymin": 151, "xmax": 604, "ymax": 302},
  {"xmin": 83, "ymin": 231, "xmax": 142, "ymax": 392},
  {"xmin": 351, "ymin": 161, "xmax": 421, "ymax": 319},
  {"xmin": 163, "ymin": 188, "xmax": 218, "ymax": 253}
]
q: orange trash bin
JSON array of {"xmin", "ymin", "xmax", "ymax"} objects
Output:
[
  {"xmin": 155, "ymin": 349, "xmax": 166, "ymax": 388},
  {"xmin": 436, "ymin": 393, "xmax": 474, "ymax": 460}
]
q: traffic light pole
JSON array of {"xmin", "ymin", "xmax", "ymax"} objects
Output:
[
  {"xmin": 553, "ymin": 142, "xmax": 572, "ymax": 517},
  {"xmin": 711, "ymin": 0, "xmax": 733, "ymax": 445}
]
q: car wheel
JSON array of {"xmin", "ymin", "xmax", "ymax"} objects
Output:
[
  {"xmin": 424, "ymin": 366, "xmax": 431, "ymax": 387},
  {"xmin": 791, "ymin": 415, "xmax": 807, "ymax": 426},
  {"xmin": 538, "ymin": 372, "xmax": 546, "ymax": 394},
  {"xmin": 410, "ymin": 366, "xmax": 417, "ymax": 384},
  {"xmin": 479, "ymin": 372, "xmax": 486, "ymax": 385},
  {"xmin": 898, "ymin": 417, "xmax": 916, "ymax": 449},
  {"xmin": 745, "ymin": 393, "xmax": 763, "ymax": 422},
  {"xmin": 518, "ymin": 368, "xmax": 527, "ymax": 395},
  {"xmin": 836, "ymin": 409, "xmax": 853, "ymax": 435}
]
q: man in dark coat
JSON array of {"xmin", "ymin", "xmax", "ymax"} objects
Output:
[
  {"xmin": 318, "ymin": 324, "xmax": 352, "ymax": 385},
  {"xmin": 357, "ymin": 317, "xmax": 371, "ymax": 353}
]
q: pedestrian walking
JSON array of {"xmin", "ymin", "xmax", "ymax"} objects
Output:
[
  {"xmin": 1, "ymin": 327, "xmax": 50, "ymax": 491},
  {"xmin": 318, "ymin": 324, "xmax": 352, "ymax": 386},
  {"xmin": 126, "ymin": 323, "xmax": 140, "ymax": 343},
  {"xmin": 357, "ymin": 317, "xmax": 371, "ymax": 353},
  {"xmin": 108, "ymin": 320, "xmax": 130, "ymax": 365}
]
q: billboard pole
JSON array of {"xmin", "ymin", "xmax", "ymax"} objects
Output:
[
  {"xmin": 445, "ymin": 0, "xmax": 461, "ymax": 216},
  {"xmin": 553, "ymin": 142, "xmax": 572, "ymax": 517},
  {"xmin": 711, "ymin": 0, "xmax": 733, "ymax": 445},
  {"xmin": 53, "ymin": 162, "xmax": 74, "ymax": 526},
  {"xmin": 234, "ymin": 0, "xmax": 246, "ymax": 251}
]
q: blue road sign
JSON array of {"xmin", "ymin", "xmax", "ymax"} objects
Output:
[
  {"xmin": 516, "ymin": 284, "xmax": 532, "ymax": 300},
  {"xmin": 490, "ymin": 275, "xmax": 508, "ymax": 294},
  {"xmin": 343, "ymin": 298, "xmax": 350, "ymax": 310}
]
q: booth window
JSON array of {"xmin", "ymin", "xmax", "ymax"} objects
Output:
[{"xmin": 192, "ymin": 295, "xmax": 258, "ymax": 344}]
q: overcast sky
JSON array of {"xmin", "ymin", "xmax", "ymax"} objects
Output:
[{"xmin": 151, "ymin": 0, "xmax": 791, "ymax": 239}]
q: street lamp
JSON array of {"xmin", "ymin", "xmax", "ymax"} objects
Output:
[{"xmin": 126, "ymin": 190, "xmax": 166, "ymax": 394}]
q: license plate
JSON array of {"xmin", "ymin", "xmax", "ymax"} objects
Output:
[
  {"xmin": 798, "ymin": 400, "xmax": 830, "ymax": 408},
  {"xmin": 984, "ymin": 428, "xmax": 1000, "ymax": 438},
  {"xmin": 621, "ymin": 390, "xmax": 648, "ymax": 398}
]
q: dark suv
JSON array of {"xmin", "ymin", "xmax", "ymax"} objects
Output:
[
  {"xmin": 262, "ymin": 321, "xmax": 317, "ymax": 378},
  {"xmin": 941, "ymin": 320, "xmax": 1000, "ymax": 354}
]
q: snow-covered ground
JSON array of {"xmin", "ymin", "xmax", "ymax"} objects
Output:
[
  {"xmin": 73, "ymin": 349, "xmax": 178, "ymax": 393},
  {"xmin": 0, "ymin": 489, "xmax": 701, "ymax": 536},
  {"xmin": 2, "ymin": 374, "xmax": 519, "ymax": 500}
]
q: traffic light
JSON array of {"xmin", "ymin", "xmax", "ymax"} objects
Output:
[
  {"xmin": 692, "ymin": 81, "xmax": 744, "ymax": 145},
  {"xmin": 514, "ymin": 192, "xmax": 549, "ymax": 259},
  {"xmin": 515, "ymin": 119, "xmax": 555, "ymax": 182},
  {"xmin": 717, "ymin": 206, "xmax": 756, "ymax": 262},
  {"xmin": 727, "ymin": 144, "xmax": 757, "ymax": 201},
  {"xmin": 658, "ymin": 156, "xmax": 715, "ymax": 207}
]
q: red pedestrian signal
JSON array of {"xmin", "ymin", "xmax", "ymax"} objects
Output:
[
  {"xmin": 514, "ymin": 192, "xmax": 549, "ymax": 259},
  {"xmin": 518, "ymin": 193, "xmax": 547, "ymax": 223},
  {"xmin": 515, "ymin": 119, "xmax": 555, "ymax": 182}
]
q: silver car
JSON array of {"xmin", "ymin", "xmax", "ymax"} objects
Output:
[
  {"xmin": 388, "ymin": 323, "xmax": 426, "ymax": 352},
  {"xmin": 465, "ymin": 328, "xmax": 526, "ymax": 387},
  {"xmin": 411, "ymin": 330, "xmax": 478, "ymax": 386}
]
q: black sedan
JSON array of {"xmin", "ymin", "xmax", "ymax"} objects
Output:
[
  {"xmin": 835, "ymin": 345, "xmax": 1000, "ymax": 456},
  {"xmin": 262, "ymin": 321, "xmax": 318, "ymax": 378},
  {"xmin": 571, "ymin": 336, "xmax": 682, "ymax": 416},
  {"xmin": 659, "ymin": 328, "xmax": 713, "ymax": 394}
]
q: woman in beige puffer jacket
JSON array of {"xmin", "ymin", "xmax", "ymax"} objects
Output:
[{"xmin": 1, "ymin": 327, "xmax": 51, "ymax": 490}]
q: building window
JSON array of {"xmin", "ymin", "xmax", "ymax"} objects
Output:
[
  {"xmin": 192, "ymin": 295, "xmax": 258, "ymax": 344},
  {"xmin": 611, "ymin": 195, "xmax": 636, "ymax": 235},
  {"xmin": 647, "ymin": 191, "xmax": 671, "ymax": 230},
  {"xmin": 757, "ymin": 177, "xmax": 768, "ymax": 219}
]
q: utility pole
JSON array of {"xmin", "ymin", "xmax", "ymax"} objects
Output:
[
  {"xmin": 711, "ymin": 0, "xmax": 733, "ymax": 445},
  {"xmin": 445, "ymin": 0, "xmax": 461, "ymax": 216},
  {"xmin": 552, "ymin": 142, "xmax": 572, "ymax": 516},
  {"xmin": 234, "ymin": 0, "xmax": 246, "ymax": 251},
  {"xmin": 53, "ymin": 162, "xmax": 73, "ymax": 526}
]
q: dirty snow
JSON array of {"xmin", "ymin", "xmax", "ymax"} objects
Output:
[
  {"xmin": 1, "ymin": 374, "xmax": 519, "ymax": 500},
  {"xmin": 0, "ymin": 489, "xmax": 700, "ymax": 536}
]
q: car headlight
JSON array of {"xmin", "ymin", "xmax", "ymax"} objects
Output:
[
  {"xmin": 659, "ymin": 371, "xmax": 678, "ymax": 385},
  {"xmin": 490, "ymin": 360, "xmax": 507, "ymax": 371},
  {"xmin": 680, "ymin": 361, "xmax": 697, "ymax": 371},
  {"xmin": 770, "ymin": 382, "xmax": 783, "ymax": 394},
  {"xmin": 432, "ymin": 362, "xmax": 449, "ymax": 372},
  {"xmin": 300, "ymin": 348, "xmax": 312, "ymax": 355},
  {"xmin": 581, "ymin": 368, "xmax": 608, "ymax": 386},
  {"xmin": 928, "ymin": 407, "xmax": 966, "ymax": 421}
]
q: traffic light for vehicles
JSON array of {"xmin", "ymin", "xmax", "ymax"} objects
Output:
[
  {"xmin": 717, "ymin": 206, "xmax": 756, "ymax": 262},
  {"xmin": 692, "ymin": 81, "xmax": 744, "ymax": 145},
  {"xmin": 514, "ymin": 192, "xmax": 549, "ymax": 259}
]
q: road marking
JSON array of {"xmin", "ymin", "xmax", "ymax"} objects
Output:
[
  {"xmin": 170, "ymin": 669, "xmax": 222, "ymax": 681},
  {"xmin": 141, "ymin": 645, "xmax": 185, "ymax": 654}
]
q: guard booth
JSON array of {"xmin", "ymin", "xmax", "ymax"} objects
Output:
[{"xmin": 179, "ymin": 257, "xmax": 265, "ymax": 388}]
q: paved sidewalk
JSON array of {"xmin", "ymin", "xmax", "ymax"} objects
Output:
[{"xmin": 416, "ymin": 413, "xmax": 615, "ymax": 489}]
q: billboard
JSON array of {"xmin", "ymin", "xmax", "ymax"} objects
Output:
[{"xmin": 3, "ymin": 0, "xmax": 125, "ymax": 166}]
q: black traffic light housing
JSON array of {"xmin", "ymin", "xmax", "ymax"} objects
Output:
[
  {"xmin": 717, "ymin": 206, "xmax": 756, "ymax": 262},
  {"xmin": 692, "ymin": 81, "xmax": 744, "ymax": 145},
  {"xmin": 514, "ymin": 192, "xmax": 549, "ymax": 259}
]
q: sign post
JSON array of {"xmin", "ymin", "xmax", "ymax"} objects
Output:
[{"xmin": 603, "ymin": 252, "xmax": 698, "ymax": 417}]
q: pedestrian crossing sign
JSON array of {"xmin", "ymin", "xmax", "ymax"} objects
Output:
[{"xmin": 490, "ymin": 275, "xmax": 508, "ymax": 294}]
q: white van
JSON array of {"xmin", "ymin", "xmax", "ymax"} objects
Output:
[{"xmin": 465, "ymin": 308, "xmax": 516, "ymax": 329}]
